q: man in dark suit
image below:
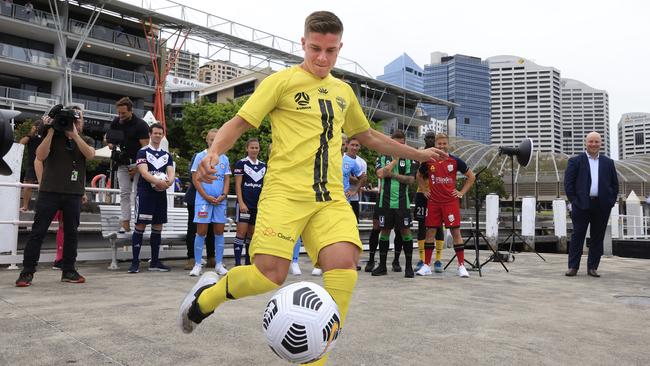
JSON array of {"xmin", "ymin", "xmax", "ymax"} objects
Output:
[{"xmin": 564, "ymin": 132, "xmax": 619, "ymax": 277}]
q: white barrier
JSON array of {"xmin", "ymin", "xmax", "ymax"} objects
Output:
[
  {"xmin": 485, "ymin": 194, "xmax": 499, "ymax": 240},
  {"xmin": 0, "ymin": 143, "xmax": 23, "ymax": 269},
  {"xmin": 552, "ymin": 199, "xmax": 567, "ymax": 238},
  {"xmin": 521, "ymin": 196, "xmax": 536, "ymax": 237}
]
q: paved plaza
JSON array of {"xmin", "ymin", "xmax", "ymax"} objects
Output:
[{"xmin": 1, "ymin": 252, "xmax": 649, "ymax": 366}]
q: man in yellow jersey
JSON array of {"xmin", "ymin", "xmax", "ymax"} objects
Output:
[{"xmin": 178, "ymin": 11, "xmax": 446, "ymax": 365}]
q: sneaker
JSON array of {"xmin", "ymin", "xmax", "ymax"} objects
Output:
[
  {"xmin": 414, "ymin": 260, "xmax": 424, "ymax": 272},
  {"xmin": 434, "ymin": 261, "xmax": 443, "ymax": 273},
  {"xmin": 52, "ymin": 260, "xmax": 63, "ymax": 270},
  {"xmin": 189, "ymin": 264, "xmax": 202, "ymax": 277},
  {"xmin": 364, "ymin": 260, "xmax": 375, "ymax": 273},
  {"xmin": 391, "ymin": 261, "xmax": 402, "ymax": 273},
  {"xmin": 405, "ymin": 265, "xmax": 414, "ymax": 278},
  {"xmin": 311, "ymin": 268, "xmax": 322, "ymax": 276},
  {"xmin": 61, "ymin": 270, "xmax": 85, "ymax": 283},
  {"xmin": 215, "ymin": 263, "xmax": 228, "ymax": 276},
  {"xmin": 290, "ymin": 262, "xmax": 302, "ymax": 276},
  {"xmin": 178, "ymin": 272, "xmax": 220, "ymax": 334},
  {"xmin": 371, "ymin": 264, "xmax": 387, "ymax": 276},
  {"xmin": 15, "ymin": 272, "xmax": 33, "ymax": 287},
  {"xmin": 207, "ymin": 257, "xmax": 216, "ymax": 268},
  {"xmin": 458, "ymin": 265, "xmax": 470, "ymax": 278},
  {"xmin": 415, "ymin": 264, "xmax": 432, "ymax": 276},
  {"xmin": 127, "ymin": 262, "xmax": 140, "ymax": 273},
  {"xmin": 184, "ymin": 259, "xmax": 195, "ymax": 271},
  {"xmin": 149, "ymin": 262, "xmax": 171, "ymax": 272}
]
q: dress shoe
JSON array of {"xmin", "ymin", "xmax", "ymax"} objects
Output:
[
  {"xmin": 391, "ymin": 261, "xmax": 402, "ymax": 273},
  {"xmin": 371, "ymin": 264, "xmax": 387, "ymax": 276},
  {"xmin": 364, "ymin": 260, "xmax": 375, "ymax": 273},
  {"xmin": 565, "ymin": 268, "xmax": 578, "ymax": 277},
  {"xmin": 587, "ymin": 269, "xmax": 600, "ymax": 277}
]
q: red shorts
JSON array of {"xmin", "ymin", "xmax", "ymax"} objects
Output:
[{"xmin": 426, "ymin": 200, "xmax": 461, "ymax": 228}]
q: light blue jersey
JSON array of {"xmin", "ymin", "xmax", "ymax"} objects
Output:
[
  {"xmin": 191, "ymin": 150, "xmax": 231, "ymax": 198},
  {"xmin": 342, "ymin": 154, "xmax": 361, "ymax": 200}
]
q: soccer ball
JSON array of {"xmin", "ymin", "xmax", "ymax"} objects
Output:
[
  {"xmin": 262, "ymin": 281, "xmax": 341, "ymax": 364},
  {"xmin": 151, "ymin": 171, "xmax": 168, "ymax": 191}
]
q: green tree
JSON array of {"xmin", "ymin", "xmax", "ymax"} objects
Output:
[{"xmin": 461, "ymin": 166, "xmax": 508, "ymax": 204}]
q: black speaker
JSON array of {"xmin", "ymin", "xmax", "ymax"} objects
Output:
[
  {"xmin": 0, "ymin": 110, "xmax": 20, "ymax": 176},
  {"xmin": 498, "ymin": 138, "xmax": 534, "ymax": 168}
]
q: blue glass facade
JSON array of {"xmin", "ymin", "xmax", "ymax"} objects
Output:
[
  {"xmin": 423, "ymin": 55, "xmax": 491, "ymax": 144},
  {"xmin": 377, "ymin": 53, "xmax": 423, "ymax": 93}
]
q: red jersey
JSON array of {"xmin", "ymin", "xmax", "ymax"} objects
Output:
[{"xmin": 419, "ymin": 154, "xmax": 468, "ymax": 204}]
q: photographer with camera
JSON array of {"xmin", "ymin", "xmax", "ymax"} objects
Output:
[
  {"xmin": 15, "ymin": 105, "xmax": 95, "ymax": 287},
  {"xmin": 107, "ymin": 97, "xmax": 149, "ymax": 233}
]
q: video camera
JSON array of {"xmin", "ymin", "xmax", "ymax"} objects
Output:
[
  {"xmin": 46, "ymin": 104, "xmax": 80, "ymax": 133},
  {"xmin": 105, "ymin": 128, "xmax": 129, "ymax": 164}
]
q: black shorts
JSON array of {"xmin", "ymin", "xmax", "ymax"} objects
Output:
[
  {"xmin": 378, "ymin": 208, "xmax": 412, "ymax": 230},
  {"xmin": 135, "ymin": 191, "xmax": 167, "ymax": 225},
  {"xmin": 24, "ymin": 167, "xmax": 37, "ymax": 182},
  {"xmin": 236, "ymin": 204, "xmax": 258, "ymax": 226},
  {"xmin": 414, "ymin": 192, "xmax": 428, "ymax": 221}
]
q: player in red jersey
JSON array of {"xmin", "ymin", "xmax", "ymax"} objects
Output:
[{"xmin": 416, "ymin": 133, "xmax": 475, "ymax": 277}]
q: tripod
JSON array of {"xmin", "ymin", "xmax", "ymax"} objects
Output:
[
  {"xmin": 497, "ymin": 154, "xmax": 545, "ymax": 262},
  {"xmin": 445, "ymin": 167, "xmax": 508, "ymax": 276}
]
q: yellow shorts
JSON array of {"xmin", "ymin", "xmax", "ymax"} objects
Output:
[{"xmin": 250, "ymin": 196, "xmax": 362, "ymax": 265}]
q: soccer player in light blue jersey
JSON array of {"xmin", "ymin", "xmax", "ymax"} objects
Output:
[{"xmin": 189, "ymin": 129, "xmax": 231, "ymax": 276}]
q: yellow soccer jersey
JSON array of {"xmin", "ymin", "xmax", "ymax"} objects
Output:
[{"xmin": 237, "ymin": 65, "xmax": 369, "ymax": 202}]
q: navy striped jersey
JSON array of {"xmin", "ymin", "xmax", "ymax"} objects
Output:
[
  {"xmin": 233, "ymin": 157, "xmax": 266, "ymax": 209},
  {"xmin": 135, "ymin": 145, "xmax": 173, "ymax": 194}
]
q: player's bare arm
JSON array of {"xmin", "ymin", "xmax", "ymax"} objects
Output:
[
  {"xmin": 454, "ymin": 168, "xmax": 476, "ymax": 198},
  {"xmin": 354, "ymin": 128, "xmax": 447, "ymax": 162},
  {"xmin": 197, "ymin": 116, "xmax": 253, "ymax": 182}
]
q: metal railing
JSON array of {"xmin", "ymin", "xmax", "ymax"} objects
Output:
[
  {"xmin": 68, "ymin": 19, "xmax": 151, "ymax": 52},
  {"xmin": 617, "ymin": 215, "xmax": 650, "ymax": 240},
  {"xmin": 0, "ymin": 3, "xmax": 57, "ymax": 29},
  {"xmin": 0, "ymin": 42, "xmax": 64, "ymax": 68},
  {"xmin": 0, "ymin": 86, "xmax": 60, "ymax": 106}
]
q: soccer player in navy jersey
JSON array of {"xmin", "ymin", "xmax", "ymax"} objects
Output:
[
  {"xmin": 233, "ymin": 138, "xmax": 266, "ymax": 266},
  {"xmin": 128, "ymin": 123, "xmax": 174, "ymax": 273}
]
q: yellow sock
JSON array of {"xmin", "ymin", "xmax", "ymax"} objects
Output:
[
  {"xmin": 197, "ymin": 264, "xmax": 278, "ymax": 314},
  {"xmin": 435, "ymin": 240, "xmax": 444, "ymax": 262},
  {"xmin": 417, "ymin": 239, "xmax": 425, "ymax": 261},
  {"xmin": 301, "ymin": 269, "xmax": 358, "ymax": 366}
]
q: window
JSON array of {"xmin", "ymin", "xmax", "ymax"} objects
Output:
[
  {"xmin": 464, "ymin": 117, "xmax": 470, "ymax": 124},
  {"xmin": 635, "ymin": 132, "xmax": 644, "ymax": 145},
  {"xmin": 563, "ymin": 131, "xmax": 572, "ymax": 138}
]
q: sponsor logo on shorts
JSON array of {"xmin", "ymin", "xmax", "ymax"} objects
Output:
[
  {"xmin": 403, "ymin": 218, "xmax": 410, "ymax": 226},
  {"xmin": 198, "ymin": 205, "xmax": 208, "ymax": 218},
  {"xmin": 262, "ymin": 227, "xmax": 294, "ymax": 242},
  {"xmin": 240, "ymin": 213, "xmax": 250, "ymax": 220},
  {"xmin": 138, "ymin": 214, "xmax": 152, "ymax": 220},
  {"xmin": 448, "ymin": 214, "xmax": 455, "ymax": 223}
]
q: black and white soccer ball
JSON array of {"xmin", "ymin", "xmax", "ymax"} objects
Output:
[
  {"xmin": 150, "ymin": 171, "xmax": 168, "ymax": 191},
  {"xmin": 262, "ymin": 281, "xmax": 341, "ymax": 364}
]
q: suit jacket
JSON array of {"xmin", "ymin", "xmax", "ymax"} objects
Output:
[{"xmin": 564, "ymin": 153, "xmax": 619, "ymax": 211}]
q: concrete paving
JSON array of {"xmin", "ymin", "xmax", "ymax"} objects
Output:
[{"xmin": 1, "ymin": 252, "xmax": 649, "ymax": 366}]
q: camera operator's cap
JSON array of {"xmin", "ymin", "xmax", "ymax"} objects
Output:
[{"xmin": 0, "ymin": 110, "xmax": 21, "ymax": 175}]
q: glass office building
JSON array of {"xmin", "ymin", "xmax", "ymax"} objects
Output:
[
  {"xmin": 423, "ymin": 54, "xmax": 491, "ymax": 144},
  {"xmin": 377, "ymin": 53, "xmax": 423, "ymax": 93}
]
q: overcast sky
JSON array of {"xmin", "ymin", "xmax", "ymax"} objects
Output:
[{"xmin": 138, "ymin": 0, "xmax": 649, "ymax": 159}]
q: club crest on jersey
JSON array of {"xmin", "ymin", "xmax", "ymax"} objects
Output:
[
  {"xmin": 447, "ymin": 164, "xmax": 454, "ymax": 172},
  {"xmin": 400, "ymin": 160, "xmax": 406, "ymax": 167},
  {"xmin": 448, "ymin": 214, "xmax": 455, "ymax": 223},
  {"xmin": 294, "ymin": 92, "xmax": 311, "ymax": 110},
  {"xmin": 429, "ymin": 165, "xmax": 436, "ymax": 172},
  {"xmin": 219, "ymin": 163, "xmax": 225, "ymax": 170},
  {"xmin": 336, "ymin": 96, "xmax": 346, "ymax": 111},
  {"xmin": 146, "ymin": 151, "xmax": 169, "ymax": 170},
  {"xmin": 344, "ymin": 163, "xmax": 350, "ymax": 170}
]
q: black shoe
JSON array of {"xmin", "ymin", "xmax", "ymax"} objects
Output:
[
  {"xmin": 371, "ymin": 265, "xmax": 387, "ymax": 276},
  {"xmin": 61, "ymin": 270, "xmax": 85, "ymax": 283},
  {"xmin": 405, "ymin": 266, "xmax": 414, "ymax": 278},
  {"xmin": 364, "ymin": 260, "xmax": 375, "ymax": 273},
  {"xmin": 52, "ymin": 260, "xmax": 63, "ymax": 270},
  {"xmin": 392, "ymin": 261, "xmax": 402, "ymax": 273},
  {"xmin": 356, "ymin": 265, "xmax": 361, "ymax": 271},
  {"xmin": 16, "ymin": 272, "xmax": 33, "ymax": 287}
]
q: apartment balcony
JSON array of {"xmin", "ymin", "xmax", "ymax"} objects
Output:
[
  {"xmin": 71, "ymin": 98, "xmax": 146, "ymax": 118},
  {"xmin": 0, "ymin": 42, "xmax": 154, "ymax": 96},
  {"xmin": 0, "ymin": 3, "xmax": 154, "ymax": 64}
]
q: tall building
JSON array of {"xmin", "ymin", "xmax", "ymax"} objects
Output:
[
  {"xmin": 423, "ymin": 52, "xmax": 491, "ymax": 144},
  {"xmin": 167, "ymin": 49, "xmax": 200, "ymax": 80},
  {"xmin": 0, "ymin": 1, "xmax": 156, "ymax": 141},
  {"xmin": 377, "ymin": 53, "xmax": 423, "ymax": 93},
  {"xmin": 618, "ymin": 113, "xmax": 650, "ymax": 159},
  {"xmin": 487, "ymin": 55, "xmax": 562, "ymax": 154},
  {"xmin": 198, "ymin": 60, "xmax": 248, "ymax": 85},
  {"xmin": 561, "ymin": 78, "xmax": 610, "ymax": 156}
]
